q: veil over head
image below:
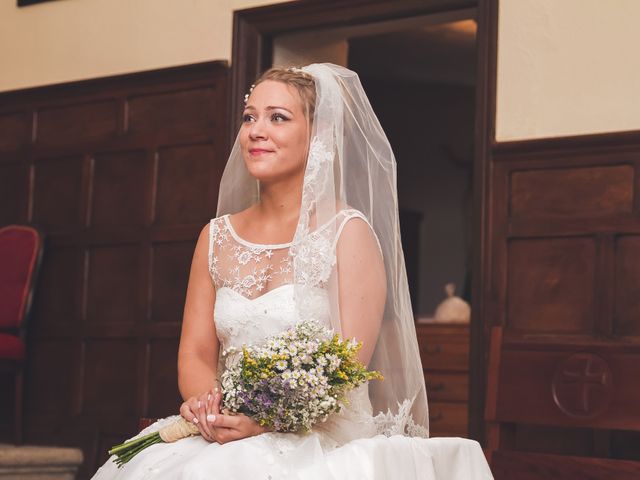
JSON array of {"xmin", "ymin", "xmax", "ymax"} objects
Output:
[{"xmin": 216, "ymin": 63, "xmax": 429, "ymax": 437}]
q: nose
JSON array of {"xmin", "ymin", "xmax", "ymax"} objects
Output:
[{"xmin": 248, "ymin": 117, "xmax": 267, "ymax": 140}]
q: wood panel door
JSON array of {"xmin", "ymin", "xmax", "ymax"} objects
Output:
[{"xmin": 0, "ymin": 61, "xmax": 229, "ymax": 477}]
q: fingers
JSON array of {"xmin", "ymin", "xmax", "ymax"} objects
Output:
[
  {"xmin": 195, "ymin": 394, "xmax": 216, "ymax": 442},
  {"xmin": 207, "ymin": 414, "xmax": 235, "ymax": 445},
  {"xmin": 179, "ymin": 389, "xmax": 227, "ymax": 443},
  {"xmin": 179, "ymin": 398, "xmax": 199, "ymax": 425},
  {"xmin": 208, "ymin": 412, "xmax": 241, "ymax": 429},
  {"xmin": 205, "ymin": 389, "xmax": 215, "ymax": 419},
  {"xmin": 212, "ymin": 389, "xmax": 222, "ymax": 415}
]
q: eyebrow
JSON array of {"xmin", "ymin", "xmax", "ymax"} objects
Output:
[{"xmin": 244, "ymin": 105, "xmax": 294, "ymax": 115}]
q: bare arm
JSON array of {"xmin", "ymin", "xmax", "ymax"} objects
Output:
[
  {"xmin": 336, "ymin": 217, "xmax": 386, "ymax": 365},
  {"xmin": 178, "ymin": 224, "xmax": 219, "ymax": 400},
  {"xmin": 176, "ymin": 222, "xmax": 267, "ymax": 443}
]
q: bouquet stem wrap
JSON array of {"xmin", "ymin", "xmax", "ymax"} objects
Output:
[{"xmin": 108, "ymin": 418, "xmax": 199, "ymax": 467}]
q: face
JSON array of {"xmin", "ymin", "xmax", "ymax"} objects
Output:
[{"xmin": 240, "ymin": 80, "xmax": 310, "ymax": 184}]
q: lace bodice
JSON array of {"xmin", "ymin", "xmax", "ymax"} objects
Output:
[
  {"xmin": 208, "ymin": 214, "xmax": 294, "ymax": 300},
  {"xmin": 208, "ymin": 209, "xmax": 368, "ymax": 352},
  {"xmin": 207, "ymin": 210, "xmax": 427, "ymax": 440}
]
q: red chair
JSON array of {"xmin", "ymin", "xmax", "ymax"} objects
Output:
[{"xmin": 0, "ymin": 225, "xmax": 44, "ymax": 444}]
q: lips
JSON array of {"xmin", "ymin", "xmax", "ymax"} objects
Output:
[{"xmin": 249, "ymin": 148, "xmax": 273, "ymax": 156}]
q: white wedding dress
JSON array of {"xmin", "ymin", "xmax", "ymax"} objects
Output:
[{"xmin": 92, "ymin": 211, "xmax": 493, "ymax": 480}]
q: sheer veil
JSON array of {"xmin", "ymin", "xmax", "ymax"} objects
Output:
[{"xmin": 216, "ymin": 63, "xmax": 429, "ymax": 437}]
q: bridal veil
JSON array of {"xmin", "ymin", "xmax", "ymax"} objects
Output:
[{"xmin": 216, "ymin": 63, "xmax": 429, "ymax": 437}]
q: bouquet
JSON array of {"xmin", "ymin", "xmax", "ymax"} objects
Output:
[
  {"xmin": 221, "ymin": 318, "xmax": 382, "ymax": 431},
  {"xmin": 108, "ymin": 319, "xmax": 381, "ymax": 466}
]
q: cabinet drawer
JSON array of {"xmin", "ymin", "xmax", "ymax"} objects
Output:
[
  {"xmin": 418, "ymin": 339, "xmax": 469, "ymax": 371},
  {"xmin": 425, "ymin": 372, "xmax": 468, "ymax": 402},
  {"xmin": 428, "ymin": 402, "xmax": 468, "ymax": 437}
]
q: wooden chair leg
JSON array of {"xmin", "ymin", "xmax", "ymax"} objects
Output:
[{"xmin": 14, "ymin": 368, "xmax": 23, "ymax": 445}]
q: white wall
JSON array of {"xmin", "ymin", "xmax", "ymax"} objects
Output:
[
  {"xmin": 496, "ymin": 0, "xmax": 640, "ymax": 141},
  {"xmin": 3, "ymin": 0, "xmax": 639, "ymax": 141},
  {"xmin": 0, "ymin": 0, "xmax": 289, "ymax": 93}
]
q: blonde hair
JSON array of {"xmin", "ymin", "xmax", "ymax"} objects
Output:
[{"xmin": 252, "ymin": 67, "xmax": 316, "ymax": 121}]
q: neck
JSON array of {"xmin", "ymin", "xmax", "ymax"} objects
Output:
[{"xmin": 256, "ymin": 176, "xmax": 303, "ymax": 222}]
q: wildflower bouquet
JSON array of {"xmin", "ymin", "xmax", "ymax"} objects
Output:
[
  {"xmin": 221, "ymin": 319, "xmax": 382, "ymax": 432},
  {"xmin": 108, "ymin": 319, "xmax": 381, "ymax": 466}
]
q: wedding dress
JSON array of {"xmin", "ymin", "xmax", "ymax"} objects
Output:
[{"xmin": 92, "ymin": 211, "xmax": 493, "ymax": 480}]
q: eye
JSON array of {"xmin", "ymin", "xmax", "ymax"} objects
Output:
[
  {"xmin": 242, "ymin": 113, "xmax": 255, "ymax": 123},
  {"xmin": 271, "ymin": 113, "xmax": 289, "ymax": 122}
]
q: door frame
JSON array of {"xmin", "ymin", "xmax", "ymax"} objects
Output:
[{"xmin": 230, "ymin": 0, "xmax": 499, "ymax": 443}]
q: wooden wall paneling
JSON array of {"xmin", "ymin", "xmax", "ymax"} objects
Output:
[
  {"xmin": 595, "ymin": 235, "xmax": 615, "ymax": 337},
  {"xmin": 510, "ymin": 165, "xmax": 634, "ymax": 219},
  {"xmin": 0, "ymin": 111, "xmax": 31, "ymax": 152},
  {"xmin": 506, "ymin": 237, "xmax": 597, "ymax": 334},
  {"xmin": 32, "ymin": 246, "xmax": 82, "ymax": 328},
  {"xmin": 155, "ymin": 143, "xmax": 219, "ymax": 226},
  {"xmin": 489, "ymin": 160, "xmax": 508, "ymax": 330},
  {"xmin": 0, "ymin": 61, "xmax": 229, "ymax": 478},
  {"xmin": 25, "ymin": 340, "xmax": 77, "ymax": 417},
  {"xmin": 86, "ymin": 244, "xmax": 141, "ymax": 325},
  {"xmin": 150, "ymin": 240, "xmax": 195, "ymax": 323},
  {"xmin": 147, "ymin": 338, "xmax": 181, "ymax": 419},
  {"xmin": 614, "ymin": 235, "xmax": 640, "ymax": 336},
  {"xmin": 35, "ymin": 101, "xmax": 119, "ymax": 148},
  {"xmin": 83, "ymin": 340, "xmax": 140, "ymax": 416},
  {"xmin": 91, "ymin": 150, "xmax": 151, "ymax": 227},
  {"xmin": 0, "ymin": 162, "xmax": 30, "ymax": 224},
  {"xmin": 32, "ymin": 155, "xmax": 85, "ymax": 229},
  {"xmin": 502, "ymin": 150, "xmax": 640, "ymax": 238},
  {"xmin": 127, "ymin": 87, "xmax": 222, "ymax": 139}
]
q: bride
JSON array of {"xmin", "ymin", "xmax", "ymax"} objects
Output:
[{"xmin": 92, "ymin": 63, "xmax": 492, "ymax": 479}]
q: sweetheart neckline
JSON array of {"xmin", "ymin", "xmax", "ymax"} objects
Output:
[{"xmin": 216, "ymin": 284, "xmax": 293, "ymax": 302}]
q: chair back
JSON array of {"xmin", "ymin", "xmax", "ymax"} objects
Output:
[
  {"xmin": 485, "ymin": 326, "xmax": 640, "ymax": 479},
  {"xmin": 0, "ymin": 225, "xmax": 44, "ymax": 331}
]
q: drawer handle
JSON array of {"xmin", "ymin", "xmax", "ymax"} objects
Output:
[
  {"xmin": 429, "ymin": 412, "xmax": 444, "ymax": 423},
  {"xmin": 424, "ymin": 345, "xmax": 442, "ymax": 354},
  {"xmin": 427, "ymin": 382, "xmax": 445, "ymax": 392}
]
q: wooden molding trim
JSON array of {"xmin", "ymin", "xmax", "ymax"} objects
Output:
[
  {"xmin": 493, "ymin": 130, "xmax": 640, "ymax": 158},
  {"xmin": 0, "ymin": 61, "xmax": 229, "ymax": 108},
  {"xmin": 468, "ymin": 0, "xmax": 498, "ymax": 444}
]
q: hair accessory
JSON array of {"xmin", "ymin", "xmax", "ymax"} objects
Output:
[
  {"xmin": 243, "ymin": 84, "xmax": 256, "ymax": 105},
  {"xmin": 286, "ymin": 66, "xmax": 312, "ymax": 79}
]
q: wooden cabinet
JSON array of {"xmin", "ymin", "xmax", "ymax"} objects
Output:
[{"xmin": 416, "ymin": 323, "xmax": 469, "ymax": 438}]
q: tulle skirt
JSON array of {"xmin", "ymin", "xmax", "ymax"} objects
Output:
[{"xmin": 91, "ymin": 416, "xmax": 493, "ymax": 480}]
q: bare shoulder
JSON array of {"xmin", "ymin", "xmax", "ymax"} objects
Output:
[
  {"xmin": 338, "ymin": 213, "xmax": 372, "ymax": 239},
  {"xmin": 337, "ymin": 213, "xmax": 380, "ymax": 252}
]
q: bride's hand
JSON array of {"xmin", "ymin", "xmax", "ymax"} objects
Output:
[
  {"xmin": 206, "ymin": 391, "xmax": 267, "ymax": 444},
  {"xmin": 179, "ymin": 389, "xmax": 219, "ymax": 442}
]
